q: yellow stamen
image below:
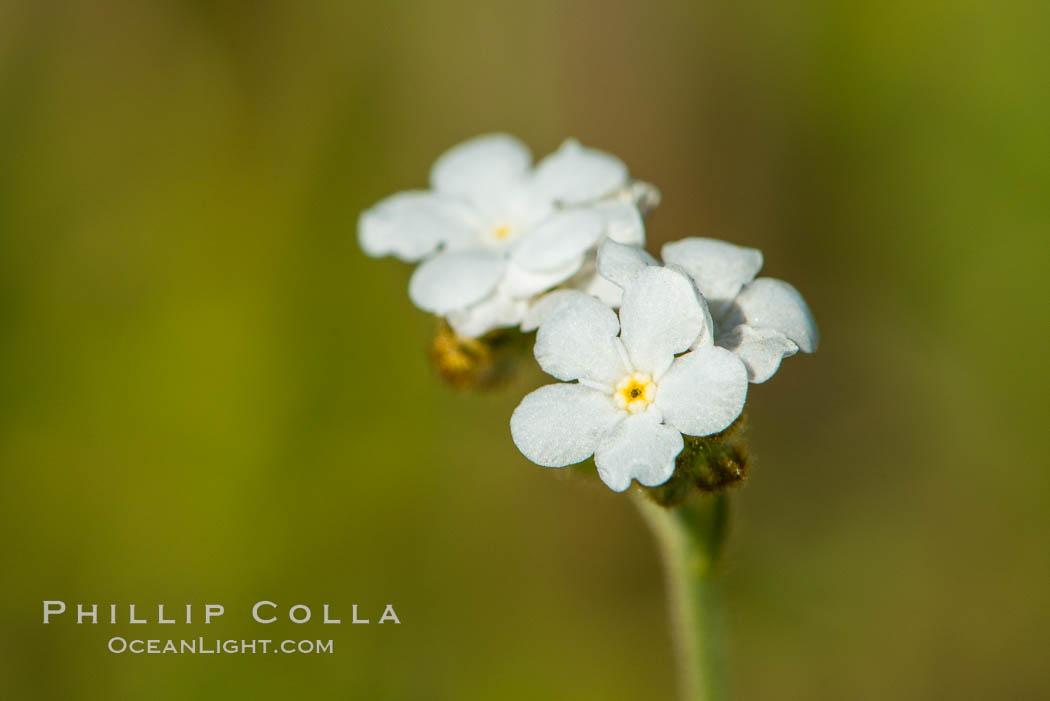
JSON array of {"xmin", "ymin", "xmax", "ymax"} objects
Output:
[{"xmin": 615, "ymin": 372, "xmax": 656, "ymax": 414}]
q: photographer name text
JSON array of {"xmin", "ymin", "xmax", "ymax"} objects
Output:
[{"xmin": 42, "ymin": 600, "xmax": 400, "ymax": 625}]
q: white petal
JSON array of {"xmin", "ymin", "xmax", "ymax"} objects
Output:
[
  {"xmin": 618, "ymin": 267, "xmax": 707, "ymax": 378},
  {"xmin": 511, "ymin": 209, "xmax": 606, "ymax": 272},
  {"xmin": 532, "ymin": 139, "xmax": 629, "ymax": 205},
  {"xmin": 446, "ymin": 293, "xmax": 529, "ymax": 338},
  {"xmin": 729, "ymin": 278, "xmax": 819, "ymax": 353},
  {"xmin": 470, "ymin": 181, "xmax": 554, "ymax": 232},
  {"xmin": 430, "ymin": 134, "xmax": 532, "ymax": 203},
  {"xmin": 594, "ymin": 200, "xmax": 645, "ymax": 245},
  {"xmin": 534, "ymin": 292, "xmax": 627, "ymax": 387},
  {"xmin": 717, "ymin": 324, "xmax": 799, "ymax": 384},
  {"xmin": 656, "ymin": 346, "xmax": 748, "ymax": 437},
  {"xmin": 408, "ymin": 250, "xmax": 506, "ymax": 315},
  {"xmin": 521, "ymin": 290, "xmax": 579, "ymax": 332},
  {"xmin": 511, "ymin": 384, "xmax": 620, "ymax": 467},
  {"xmin": 560, "ymin": 257, "xmax": 624, "ymax": 307},
  {"xmin": 499, "ymin": 258, "xmax": 583, "ymax": 299},
  {"xmin": 661, "ymin": 238, "xmax": 763, "ymax": 319},
  {"xmin": 358, "ymin": 191, "xmax": 480, "ymax": 262},
  {"xmin": 693, "ymin": 294, "xmax": 716, "ymax": 350},
  {"xmin": 596, "ymin": 239, "xmax": 658, "ymax": 290},
  {"xmin": 580, "ymin": 268, "xmax": 624, "ymax": 307},
  {"xmin": 594, "ymin": 412, "xmax": 683, "ymax": 492}
]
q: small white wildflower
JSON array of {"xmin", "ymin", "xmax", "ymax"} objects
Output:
[
  {"xmin": 358, "ymin": 134, "xmax": 649, "ymax": 337},
  {"xmin": 597, "ymin": 238, "xmax": 818, "ymax": 383},
  {"xmin": 510, "ymin": 267, "xmax": 748, "ymax": 492}
]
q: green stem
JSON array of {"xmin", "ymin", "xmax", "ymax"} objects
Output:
[{"xmin": 632, "ymin": 491, "xmax": 730, "ymax": 701}]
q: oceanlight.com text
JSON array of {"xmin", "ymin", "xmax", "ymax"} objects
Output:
[{"xmin": 107, "ymin": 637, "xmax": 334, "ymax": 655}]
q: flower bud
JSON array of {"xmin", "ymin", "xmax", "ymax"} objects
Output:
[
  {"xmin": 615, "ymin": 180, "xmax": 661, "ymax": 218},
  {"xmin": 643, "ymin": 415, "xmax": 750, "ymax": 506},
  {"xmin": 430, "ymin": 320, "xmax": 533, "ymax": 390}
]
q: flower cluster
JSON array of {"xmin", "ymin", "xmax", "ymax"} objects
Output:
[
  {"xmin": 359, "ymin": 133, "xmax": 655, "ymax": 338},
  {"xmin": 512, "ymin": 239, "xmax": 817, "ymax": 492},
  {"xmin": 359, "ymin": 134, "xmax": 817, "ymax": 494}
]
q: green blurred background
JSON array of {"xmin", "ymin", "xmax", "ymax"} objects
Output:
[{"xmin": 1, "ymin": 1, "xmax": 1047, "ymax": 699}]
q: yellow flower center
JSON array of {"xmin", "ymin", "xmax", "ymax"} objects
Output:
[
  {"xmin": 492, "ymin": 224, "xmax": 512, "ymax": 240},
  {"xmin": 615, "ymin": 372, "xmax": 656, "ymax": 414}
]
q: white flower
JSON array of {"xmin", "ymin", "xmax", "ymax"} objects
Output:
[
  {"xmin": 358, "ymin": 134, "xmax": 648, "ymax": 337},
  {"xmin": 597, "ymin": 238, "xmax": 819, "ymax": 383},
  {"xmin": 510, "ymin": 267, "xmax": 748, "ymax": 492}
]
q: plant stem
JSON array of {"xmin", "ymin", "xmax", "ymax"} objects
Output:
[{"xmin": 632, "ymin": 491, "xmax": 730, "ymax": 701}]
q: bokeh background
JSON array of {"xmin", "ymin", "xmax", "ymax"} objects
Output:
[{"xmin": 1, "ymin": 1, "xmax": 1047, "ymax": 699}]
